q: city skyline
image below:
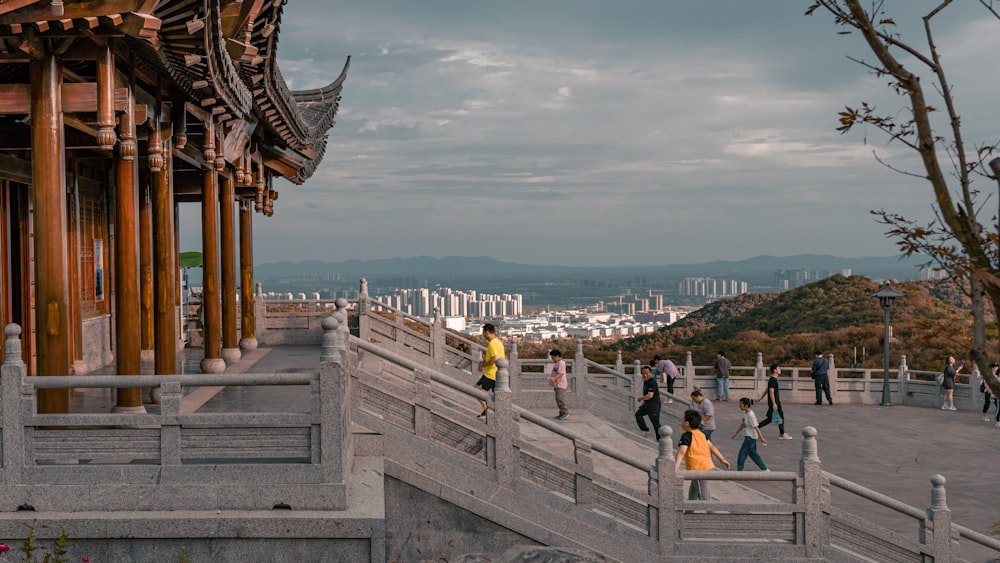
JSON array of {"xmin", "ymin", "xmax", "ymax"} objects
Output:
[{"xmin": 181, "ymin": 1, "xmax": 1000, "ymax": 267}]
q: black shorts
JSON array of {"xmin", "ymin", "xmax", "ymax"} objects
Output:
[{"xmin": 476, "ymin": 376, "xmax": 496, "ymax": 391}]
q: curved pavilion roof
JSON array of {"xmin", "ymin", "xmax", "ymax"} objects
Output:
[{"xmin": 0, "ymin": 0, "xmax": 348, "ymax": 185}]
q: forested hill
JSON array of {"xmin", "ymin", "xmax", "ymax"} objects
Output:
[{"xmin": 608, "ymin": 275, "xmax": 980, "ymax": 371}]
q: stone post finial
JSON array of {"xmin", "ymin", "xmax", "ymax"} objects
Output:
[
  {"xmin": 496, "ymin": 357, "xmax": 511, "ymax": 392},
  {"xmin": 930, "ymin": 474, "xmax": 948, "ymax": 511},
  {"xmin": 255, "ymin": 282, "xmax": 263, "ymax": 297},
  {"xmin": 756, "ymin": 352, "xmax": 764, "ymax": 379},
  {"xmin": 801, "ymin": 426, "xmax": 819, "ymax": 463},
  {"xmin": 320, "ymin": 315, "xmax": 339, "ymax": 363},
  {"xmin": 576, "ymin": 338, "xmax": 583, "ymax": 357},
  {"xmin": 656, "ymin": 425, "xmax": 674, "ymax": 462},
  {"xmin": 4, "ymin": 323, "xmax": 24, "ymax": 366},
  {"xmin": 360, "ymin": 278, "xmax": 368, "ymax": 297}
]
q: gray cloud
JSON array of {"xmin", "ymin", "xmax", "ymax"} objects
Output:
[{"xmin": 179, "ymin": 0, "xmax": 1000, "ymax": 267}]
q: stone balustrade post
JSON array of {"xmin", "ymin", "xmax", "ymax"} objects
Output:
[
  {"xmin": 358, "ymin": 278, "xmax": 370, "ymax": 341},
  {"xmin": 632, "ymin": 360, "xmax": 642, "ymax": 404},
  {"xmin": 573, "ymin": 439, "xmax": 594, "ymax": 511},
  {"xmin": 412, "ymin": 366, "xmax": 433, "ymax": 438},
  {"xmin": 494, "ymin": 358, "xmax": 517, "ymax": 487},
  {"xmin": 755, "ymin": 352, "xmax": 764, "ymax": 379},
  {"xmin": 925, "ymin": 474, "xmax": 955, "ymax": 561},
  {"xmin": 431, "ymin": 307, "xmax": 444, "ymax": 365},
  {"xmin": 828, "ymin": 354, "xmax": 837, "ymax": 401},
  {"xmin": 334, "ymin": 298, "xmax": 349, "ymax": 362},
  {"xmin": 320, "ymin": 346, "xmax": 349, "ymax": 495},
  {"xmin": 159, "ymin": 380, "xmax": 183, "ymax": 466},
  {"xmin": 799, "ymin": 426, "xmax": 827, "ymax": 557},
  {"xmin": 508, "ymin": 339, "xmax": 521, "ymax": 395},
  {"xmin": 2, "ymin": 324, "xmax": 28, "ymax": 483},
  {"xmin": 655, "ymin": 425, "xmax": 679, "ymax": 557},
  {"xmin": 254, "ymin": 282, "xmax": 266, "ymax": 345},
  {"xmin": 898, "ymin": 355, "xmax": 909, "ymax": 404},
  {"xmin": 573, "ymin": 338, "xmax": 588, "ymax": 399},
  {"xmin": 615, "ymin": 350, "xmax": 623, "ymax": 374},
  {"xmin": 685, "ymin": 351, "xmax": 694, "ymax": 391}
]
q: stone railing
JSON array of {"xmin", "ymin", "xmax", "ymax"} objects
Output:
[
  {"xmin": 342, "ymin": 328, "xmax": 1000, "ymax": 561},
  {"xmin": 0, "ymin": 323, "xmax": 350, "ymax": 513}
]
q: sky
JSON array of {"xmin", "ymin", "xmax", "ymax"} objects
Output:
[{"xmin": 180, "ymin": 1, "xmax": 1000, "ymax": 267}]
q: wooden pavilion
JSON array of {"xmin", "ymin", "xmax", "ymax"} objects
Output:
[{"xmin": 0, "ymin": 0, "xmax": 348, "ymax": 413}]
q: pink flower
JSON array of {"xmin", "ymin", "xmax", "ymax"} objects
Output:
[
  {"xmin": 0, "ymin": 544, "xmax": 9, "ymax": 553},
  {"xmin": 81, "ymin": 558, "xmax": 89, "ymax": 562}
]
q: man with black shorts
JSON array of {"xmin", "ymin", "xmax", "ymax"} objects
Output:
[{"xmin": 476, "ymin": 323, "xmax": 504, "ymax": 420}]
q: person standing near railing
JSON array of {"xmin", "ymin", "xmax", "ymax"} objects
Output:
[
  {"xmin": 714, "ymin": 351, "xmax": 731, "ymax": 402},
  {"xmin": 549, "ymin": 349, "xmax": 569, "ymax": 420},
  {"xmin": 940, "ymin": 355, "xmax": 960, "ymax": 411},
  {"xmin": 981, "ymin": 362, "xmax": 999, "ymax": 424},
  {"xmin": 811, "ymin": 350, "xmax": 832, "ymax": 405},
  {"xmin": 476, "ymin": 323, "xmax": 505, "ymax": 420},
  {"xmin": 655, "ymin": 354, "xmax": 679, "ymax": 404}
]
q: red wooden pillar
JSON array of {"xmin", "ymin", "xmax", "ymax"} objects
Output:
[
  {"xmin": 220, "ymin": 173, "xmax": 240, "ymax": 363},
  {"xmin": 30, "ymin": 46, "xmax": 70, "ymax": 413},
  {"xmin": 112, "ymin": 49, "xmax": 144, "ymax": 412},
  {"xmin": 200, "ymin": 122, "xmax": 224, "ymax": 373},
  {"xmin": 139, "ymin": 169, "xmax": 154, "ymax": 362},
  {"xmin": 239, "ymin": 198, "xmax": 257, "ymax": 350},
  {"xmin": 151, "ymin": 111, "xmax": 176, "ymax": 376}
]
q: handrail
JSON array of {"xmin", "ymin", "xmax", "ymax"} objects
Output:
[
  {"xmin": 825, "ymin": 471, "xmax": 927, "ymax": 521},
  {"xmin": 26, "ymin": 372, "xmax": 315, "ymax": 389},
  {"xmin": 584, "ymin": 358, "xmax": 631, "ymax": 381},
  {"xmin": 363, "ymin": 296, "xmax": 485, "ymax": 353},
  {"xmin": 953, "ymin": 523, "xmax": 1000, "ymax": 552},
  {"xmin": 351, "ymin": 335, "xmax": 651, "ymax": 473}
]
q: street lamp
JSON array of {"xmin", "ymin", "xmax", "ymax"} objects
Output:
[{"xmin": 871, "ymin": 282, "xmax": 905, "ymax": 406}]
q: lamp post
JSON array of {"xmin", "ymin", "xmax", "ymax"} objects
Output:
[{"xmin": 871, "ymin": 282, "xmax": 905, "ymax": 406}]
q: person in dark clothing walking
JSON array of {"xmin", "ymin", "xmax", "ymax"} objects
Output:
[
  {"xmin": 811, "ymin": 350, "xmax": 832, "ymax": 405},
  {"xmin": 635, "ymin": 366, "xmax": 662, "ymax": 440},
  {"xmin": 758, "ymin": 364, "xmax": 793, "ymax": 440}
]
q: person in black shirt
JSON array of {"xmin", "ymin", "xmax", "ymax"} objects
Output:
[
  {"xmin": 758, "ymin": 364, "xmax": 793, "ymax": 440},
  {"xmin": 635, "ymin": 366, "xmax": 662, "ymax": 440}
]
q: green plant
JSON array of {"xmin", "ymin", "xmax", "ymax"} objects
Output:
[{"xmin": 1, "ymin": 524, "xmax": 88, "ymax": 563}]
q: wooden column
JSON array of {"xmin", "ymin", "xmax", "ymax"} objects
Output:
[
  {"xmin": 30, "ymin": 46, "xmax": 70, "ymax": 413},
  {"xmin": 200, "ymin": 122, "xmax": 224, "ymax": 373},
  {"xmin": 220, "ymin": 172, "xmax": 240, "ymax": 363},
  {"xmin": 112, "ymin": 52, "xmax": 144, "ymax": 412},
  {"xmin": 151, "ymin": 113, "xmax": 176, "ymax": 375},
  {"xmin": 139, "ymin": 168, "xmax": 154, "ymax": 362},
  {"xmin": 239, "ymin": 198, "xmax": 257, "ymax": 350}
]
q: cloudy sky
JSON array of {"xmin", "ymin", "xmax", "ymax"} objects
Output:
[{"xmin": 181, "ymin": 1, "xmax": 1000, "ymax": 267}]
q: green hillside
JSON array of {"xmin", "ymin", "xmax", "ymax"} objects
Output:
[{"xmin": 605, "ymin": 275, "xmax": 986, "ymax": 371}]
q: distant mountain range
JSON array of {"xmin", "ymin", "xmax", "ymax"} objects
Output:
[{"xmin": 249, "ymin": 253, "xmax": 926, "ymax": 280}]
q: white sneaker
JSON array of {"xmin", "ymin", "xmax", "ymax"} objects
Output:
[
  {"xmin": 778, "ymin": 434, "xmax": 793, "ymax": 440},
  {"xmin": 984, "ymin": 416, "xmax": 991, "ymax": 422},
  {"xmin": 995, "ymin": 421, "xmax": 1000, "ymax": 428},
  {"xmin": 666, "ymin": 398, "xmax": 674, "ymax": 404},
  {"xmin": 941, "ymin": 404, "xmax": 949, "ymax": 410},
  {"xmin": 948, "ymin": 405, "xmax": 957, "ymax": 411}
]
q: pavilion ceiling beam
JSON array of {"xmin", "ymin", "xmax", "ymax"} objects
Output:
[{"xmin": 0, "ymin": 1, "xmax": 154, "ymax": 25}]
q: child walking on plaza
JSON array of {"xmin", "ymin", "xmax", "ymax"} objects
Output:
[{"xmin": 732, "ymin": 398, "xmax": 768, "ymax": 471}]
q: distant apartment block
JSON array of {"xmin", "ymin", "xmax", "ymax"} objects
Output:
[
  {"xmin": 678, "ymin": 277, "xmax": 748, "ymax": 298},
  {"xmin": 375, "ymin": 287, "xmax": 523, "ymax": 319}
]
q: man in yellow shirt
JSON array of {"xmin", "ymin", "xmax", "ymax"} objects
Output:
[{"xmin": 476, "ymin": 323, "xmax": 504, "ymax": 420}]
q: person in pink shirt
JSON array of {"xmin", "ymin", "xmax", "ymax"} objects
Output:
[{"xmin": 549, "ymin": 349, "xmax": 569, "ymax": 420}]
